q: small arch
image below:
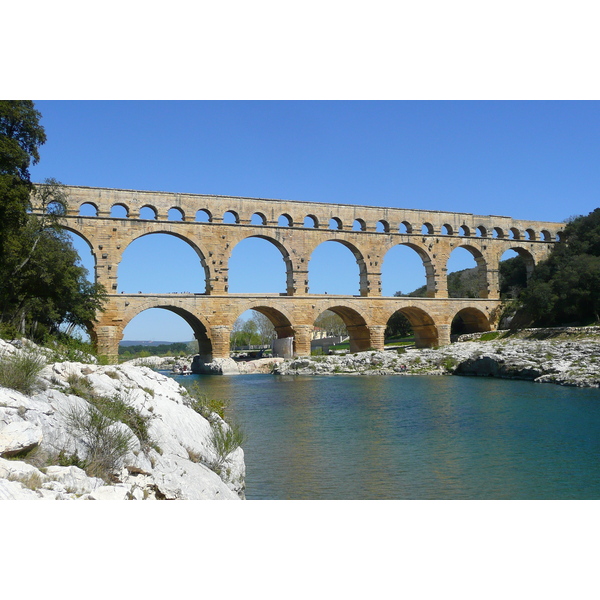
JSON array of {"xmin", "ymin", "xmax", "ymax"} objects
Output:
[
  {"xmin": 451, "ymin": 307, "xmax": 491, "ymax": 338},
  {"xmin": 399, "ymin": 221, "xmax": 413, "ymax": 234},
  {"xmin": 231, "ymin": 306, "xmax": 295, "ymax": 355},
  {"xmin": 441, "ymin": 224, "xmax": 453, "ymax": 235},
  {"xmin": 376, "ymin": 220, "xmax": 390, "ymax": 233},
  {"xmin": 278, "ymin": 214, "xmax": 293, "ymax": 227},
  {"xmin": 421, "ymin": 222, "xmax": 434, "ymax": 235},
  {"xmin": 556, "ymin": 231, "xmax": 564, "ymax": 242},
  {"xmin": 168, "ymin": 207, "xmax": 184, "ymax": 221},
  {"xmin": 140, "ymin": 206, "xmax": 157, "ymax": 220},
  {"xmin": 223, "ymin": 210, "xmax": 239, "ymax": 224},
  {"xmin": 540, "ymin": 229, "xmax": 552, "ymax": 241},
  {"xmin": 79, "ymin": 202, "xmax": 98, "ymax": 217},
  {"xmin": 509, "ymin": 227, "xmax": 521, "ymax": 240},
  {"xmin": 525, "ymin": 228, "xmax": 536, "ymax": 241},
  {"xmin": 387, "ymin": 306, "xmax": 438, "ymax": 348},
  {"xmin": 195, "ymin": 209, "xmax": 212, "ymax": 223},
  {"xmin": 459, "ymin": 225, "xmax": 470, "ymax": 237},
  {"xmin": 475, "ymin": 225, "xmax": 487, "ymax": 238},
  {"xmin": 352, "ymin": 219, "xmax": 366, "ymax": 232},
  {"xmin": 316, "ymin": 305, "xmax": 371, "ymax": 353},
  {"xmin": 492, "ymin": 227, "xmax": 504, "ymax": 239},
  {"xmin": 304, "ymin": 215, "xmax": 318, "ymax": 228},
  {"xmin": 329, "ymin": 217, "xmax": 343, "ymax": 230},
  {"xmin": 110, "ymin": 203, "xmax": 128, "ymax": 218},
  {"xmin": 251, "ymin": 212, "xmax": 267, "ymax": 225}
]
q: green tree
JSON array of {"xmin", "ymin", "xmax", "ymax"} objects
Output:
[{"xmin": 314, "ymin": 310, "xmax": 347, "ymax": 337}]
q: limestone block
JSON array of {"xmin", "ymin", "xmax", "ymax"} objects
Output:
[
  {"xmin": 44, "ymin": 465, "xmax": 104, "ymax": 495},
  {"xmin": 0, "ymin": 421, "xmax": 43, "ymax": 456}
]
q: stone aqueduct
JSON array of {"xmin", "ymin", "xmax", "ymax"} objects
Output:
[{"xmin": 32, "ymin": 185, "xmax": 564, "ymax": 363}]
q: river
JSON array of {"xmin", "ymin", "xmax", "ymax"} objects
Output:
[{"xmin": 166, "ymin": 372, "xmax": 600, "ymax": 500}]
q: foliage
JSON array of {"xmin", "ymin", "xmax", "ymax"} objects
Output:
[
  {"xmin": 517, "ymin": 209, "xmax": 600, "ymax": 326},
  {"xmin": 0, "ymin": 349, "xmax": 45, "ymax": 395},
  {"xmin": 314, "ymin": 310, "xmax": 348, "ymax": 337},
  {"xmin": 183, "ymin": 381, "xmax": 228, "ymax": 419},
  {"xmin": 384, "ymin": 311, "xmax": 412, "ymax": 339},
  {"xmin": 209, "ymin": 420, "xmax": 246, "ymax": 472},
  {"xmin": 0, "ymin": 102, "xmax": 106, "ymax": 341},
  {"xmin": 119, "ymin": 341, "xmax": 191, "ymax": 358}
]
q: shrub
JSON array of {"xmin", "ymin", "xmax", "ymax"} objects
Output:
[
  {"xmin": 0, "ymin": 350, "xmax": 45, "ymax": 395},
  {"xmin": 184, "ymin": 382, "xmax": 228, "ymax": 419},
  {"xmin": 209, "ymin": 420, "xmax": 245, "ymax": 473}
]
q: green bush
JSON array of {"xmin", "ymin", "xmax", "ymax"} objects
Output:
[
  {"xmin": 184, "ymin": 381, "xmax": 228, "ymax": 419},
  {"xmin": 209, "ymin": 420, "xmax": 245, "ymax": 473},
  {"xmin": 0, "ymin": 350, "xmax": 46, "ymax": 395}
]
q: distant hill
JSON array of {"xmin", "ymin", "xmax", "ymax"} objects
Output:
[{"xmin": 120, "ymin": 340, "xmax": 187, "ymax": 347}]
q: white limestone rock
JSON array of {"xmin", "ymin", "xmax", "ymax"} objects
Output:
[{"xmin": 0, "ymin": 421, "xmax": 43, "ymax": 456}]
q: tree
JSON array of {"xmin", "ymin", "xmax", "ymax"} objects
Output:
[
  {"xmin": 314, "ymin": 310, "xmax": 348, "ymax": 337},
  {"xmin": 0, "ymin": 102, "xmax": 106, "ymax": 341}
]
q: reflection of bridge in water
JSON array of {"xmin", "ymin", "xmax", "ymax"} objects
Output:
[{"xmin": 34, "ymin": 185, "xmax": 564, "ymax": 363}]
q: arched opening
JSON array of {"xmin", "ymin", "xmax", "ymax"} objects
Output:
[
  {"xmin": 376, "ymin": 220, "xmax": 389, "ymax": 233},
  {"xmin": 118, "ymin": 233, "xmax": 209, "ymax": 293},
  {"xmin": 278, "ymin": 214, "xmax": 293, "ymax": 227},
  {"xmin": 525, "ymin": 228, "xmax": 536, "ymax": 241},
  {"xmin": 399, "ymin": 221, "xmax": 413, "ymax": 234},
  {"xmin": 381, "ymin": 244, "xmax": 429, "ymax": 297},
  {"xmin": 499, "ymin": 247, "xmax": 535, "ymax": 298},
  {"xmin": 509, "ymin": 227, "xmax": 521, "ymax": 240},
  {"xmin": 195, "ymin": 209, "xmax": 212, "ymax": 223},
  {"xmin": 441, "ymin": 224, "xmax": 453, "ymax": 235},
  {"xmin": 492, "ymin": 227, "xmax": 504, "ymax": 239},
  {"xmin": 459, "ymin": 225, "xmax": 470, "ymax": 237},
  {"xmin": 168, "ymin": 207, "xmax": 184, "ymax": 221},
  {"xmin": 540, "ymin": 229, "xmax": 552, "ymax": 242},
  {"xmin": 46, "ymin": 200, "xmax": 67, "ymax": 215},
  {"xmin": 329, "ymin": 217, "xmax": 343, "ymax": 230},
  {"xmin": 384, "ymin": 310, "xmax": 414, "ymax": 347},
  {"xmin": 140, "ymin": 206, "xmax": 157, "ymax": 220},
  {"xmin": 311, "ymin": 310, "xmax": 349, "ymax": 354},
  {"xmin": 251, "ymin": 212, "xmax": 267, "ymax": 225},
  {"xmin": 120, "ymin": 307, "xmax": 210, "ymax": 362},
  {"xmin": 387, "ymin": 306, "xmax": 438, "ymax": 348},
  {"xmin": 223, "ymin": 211, "xmax": 239, "ymax": 224},
  {"xmin": 230, "ymin": 307, "xmax": 294, "ymax": 357},
  {"xmin": 304, "ymin": 215, "xmax": 318, "ymax": 228},
  {"xmin": 308, "ymin": 240, "xmax": 365, "ymax": 295},
  {"xmin": 446, "ymin": 246, "xmax": 486, "ymax": 298},
  {"xmin": 79, "ymin": 202, "xmax": 97, "ymax": 217},
  {"xmin": 315, "ymin": 305, "xmax": 370, "ymax": 353},
  {"xmin": 228, "ymin": 236, "xmax": 292, "ymax": 294},
  {"xmin": 110, "ymin": 204, "xmax": 128, "ymax": 218},
  {"xmin": 352, "ymin": 219, "xmax": 366, "ymax": 231},
  {"xmin": 475, "ymin": 225, "xmax": 487, "ymax": 238},
  {"xmin": 556, "ymin": 231, "xmax": 564, "ymax": 242},
  {"xmin": 450, "ymin": 307, "xmax": 491, "ymax": 339},
  {"xmin": 421, "ymin": 223, "xmax": 434, "ymax": 235}
]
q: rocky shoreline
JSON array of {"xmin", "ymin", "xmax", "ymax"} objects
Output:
[
  {"xmin": 0, "ymin": 339, "xmax": 245, "ymax": 500},
  {"xmin": 272, "ymin": 335, "xmax": 600, "ymax": 388}
]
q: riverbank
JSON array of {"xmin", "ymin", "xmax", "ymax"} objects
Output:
[
  {"xmin": 0, "ymin": 339, "xmax": 245, "ymax": 500},
  {"xmin": 273, "ymin": 330, "xmax": 600, "ymax": 388}
]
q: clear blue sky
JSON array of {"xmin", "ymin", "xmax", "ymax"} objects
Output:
[{"xmin": 29, "ymin": 101, "xmax": 600, "ymax": 341}]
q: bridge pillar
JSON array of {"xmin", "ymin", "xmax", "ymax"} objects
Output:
[
  {"xmin": 368, "ymin": 325, "xmax": 386, "ymax": 351},
  {"xmin": 210, "ymin": 325, "xmax": 231, "ymax": 359},
  {"xmin": 94, "ymin": 324, "xmax": 122, "ymax": 363},
  {"xmin": 436, "ymin": 323, "xmax": 452, "ymax": 347},
  {"xmin": 347, "ymin": 324, "xmax": 371, "ymax": 352},
  {"xmin": 293, "ymin": 325, "xmax": 313, "ymax": 356},
  {"xmin": 412, "ymin": 324, "xmax": 439, "ymax": 348}
]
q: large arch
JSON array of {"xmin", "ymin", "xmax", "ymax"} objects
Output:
[
  {"xmin": 384, "ymin": 306, "xmax": 439, "ymax": 348},
  {"xmin": 450, "ymin": 307, "xmax": 492, "ymax": 338},
  {"xmin": 315, "ymin": 304, "xmax": 371, "ymax": 352},
  {"xmin": 503, "ymin": 245, "xmax": 536, "ymax": 280},
  {"xmin": 446, "ymin": 245, "xmax": 489, "ymax": 298},
  {"xmin": 119, "ymin": 231, "xmax": 210, "ymax": 293},
  {"xmin": 227, "ymin": 234, "xmax": 294, "ymax": 294},
  {"xmin": 308, "ymin": 239, "xmax": 367, "ymax": 296},
  {"xmin": 381, "ymin": 243, "xmax": 431, "ymax": 297}
]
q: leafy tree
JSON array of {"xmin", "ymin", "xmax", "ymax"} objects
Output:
[
  {"xmin": 384, "ymin": 311, "xmax": 412, "ymax": 340},
  {"xmin": 0, "ymin": 102, "xmax": 106, "ymax": 341},
  {"xmin": 314, "ymin": 310, "xmax": 347, "ymax": 337}
]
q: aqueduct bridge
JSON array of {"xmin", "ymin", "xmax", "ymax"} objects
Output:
[{"xmin": 33, "ymin": 185, "xmax": 564, "ymax": 363}]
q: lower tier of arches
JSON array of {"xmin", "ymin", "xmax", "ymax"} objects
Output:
[{"xmin": 94, "ymin": 294, "xmax": 502, "ymax": 363}]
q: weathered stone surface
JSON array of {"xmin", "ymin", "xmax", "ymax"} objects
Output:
[{"xmin": 0, "ymin": 421, "xmax": 43, "ymax": 456}]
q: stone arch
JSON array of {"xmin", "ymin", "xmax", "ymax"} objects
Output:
[
  {"xmin": 447, "ymin": 244, "xmax": 490, "ymax": 298},
  {"xmin": 278, "ymin": 214, "xmax": 293, "ymax": 227},
  {"xmin": 492, "ymin": 227, "xmax": 505, "ymax": 239},
  {"xmin": 475, "ymin": 225, "xmax": 487, "ymax": 237},
  {"xmin": 509, "ymin": 227, "xmax": 521, "ymax": 240},
  {"xmin": 399, "ymin": 221, "xmax": 413, "ymax": 234},
  {"xmin": 79, "ymin": 202, "xmax": 98, "ymax": 217},
  {"xmin": 540, "ymin": 229, "xmax": 552, "ymax": 241},
  {"xmin": 441, "ymin": 224, "xmax": 453, "ymax": 235},
  {"xmin": 376, "ymin": 220, "xmax": 390, "ymax": 233},
  {"xmin": 251, "ymin": 212, "xmax": 267, "ymax": 225},
  {"xmin": 46, "ymin": 199, "xmax": 67, "ymax": 215},
  {"xmin": 223, "ymin": 210, "xmax": 239, "ymax": 224},
  {"xmin": 525, "ymin": 228, "xmax": 536, "ymax": 241},
  {"xmin": 352, "ymin": 219, "xmax": 366, "ymax": 232},
  {"xmin": 316, "ymin": 304, "xmax": 371, "ymax": 353},
  {"xmin": 168, "ymin": 207, "xmax": 185, "ymax": 221},
  {"xmin": 556, "ymin": 231, "xmax": 564, "ymax": 242},
  {"xmin": 121, "ymin": 230, "xmax": 211, "ymax": 293},
  {"xmin": 503, "ymin": 245, "xmax": 536, "ymax": 280},
  {"xmin": 308, "ymin": 239, "xmax": 368, "ymax": 296},
  {"xmin": 110, "ymin": 203, "xmax": 129, "ymax": 218},
  {"xmin": 421, "ymin": 222, "xmax": 434, "ymax": 235},
  {"xmin": 195, "ymin": 209, "xmax": 212, "ymax": 222},
  {"xmin": 228, "ymin": 234, "xmax": 295, "ymax": 295},
  {"xmin": 140, "ymin": 205, "xmax": 158, "ymax": 220},
  {"xmin": 121, "ymin": 304, "xmax": 213, "ymax": 361},
  {"xmin": 60, "ymin": 226, "xmax": 97, "ymax": 282},
  {"xmin": 381, "ymin": 242, "xmax": 432, "ymax": 297},
  {"xmin": 304, "ymin": 214, "xmax": 318, "ymax": 228},
  {"xmin": 385, "ymin": 306, "xmax": 439, "ymax": 348},
  {"xmin": 232, "ymin": 303, "xmax": 296, "ymax": 353},
  {"xmin": 459, "ymin": 225, "xmax": 471, "ymax": 237},
  {"xmin": 451, "ymin": 307, "xmax": 492, "ymax": 338},
  {"xmin": 329, "ymin": 217, "xmax": 343, "ymax": 230}
]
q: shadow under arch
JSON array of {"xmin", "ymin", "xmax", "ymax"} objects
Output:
[
  {"xmin": 228, "ymin": 233, "xmax": 295, "ymax": 295},
  {"xmin": 450, "ymin": 307, "xmax": 491, "ymax": 339},
  {"xmin": 121, "ymin": 304, "xmax": 213, "ymax": 361},
  {"xmin": 385, "ymin": 306, "xmax": 439, "ymax": 348},
  {"xmin": 317, "ymin": 304, "xmax": 371, "ymax": 352},
  {"xmin": 308, "ymin": 239, "xmax": 368, "ymax": 296},
  {"xmin": 122, "ymin": 230, "xmax": 211, "ymax": 293},
  {"xmin": 447, "ymin": 244, "xmax": 489, "ymax": 298}
]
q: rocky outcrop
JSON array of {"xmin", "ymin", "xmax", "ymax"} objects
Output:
[
  {"xmin": 273, "ymin": 338, "xmax": 600, "ymax": 387},
  {"xmin": 193, "ymin": 356, "xmax": 284, "ymax": 375},
  {"xmin": 0, "ymin": 339, "xmax": 245, "ymax": 500}
]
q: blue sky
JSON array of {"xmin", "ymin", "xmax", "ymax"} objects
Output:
[{"xmin": 29, "ymin": 101, "xmax": 600, "ymax": 341}]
